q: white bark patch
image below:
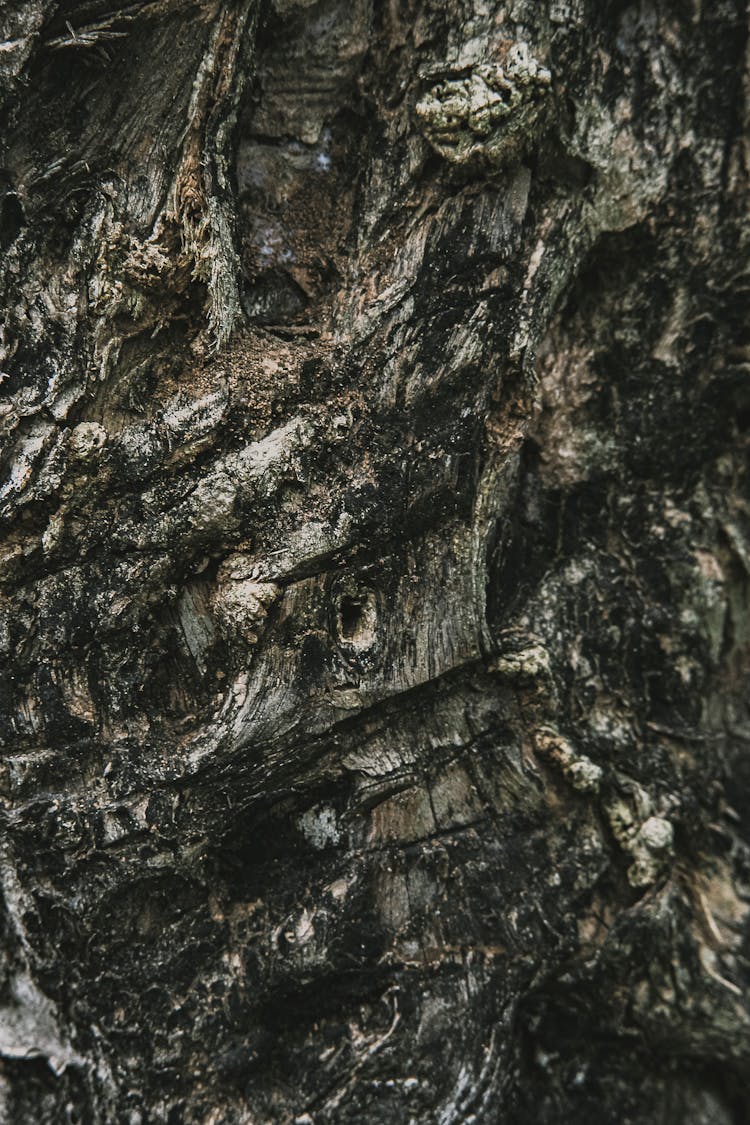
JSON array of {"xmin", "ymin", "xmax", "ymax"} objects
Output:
[{"xmin": 298, "ymin": 805, "xmax": 341, "ymax": 850}]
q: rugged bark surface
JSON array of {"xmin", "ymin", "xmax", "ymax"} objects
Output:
[{"xmin": 1, "ymin": 0, "xmax": 749, "ymax": 1121}]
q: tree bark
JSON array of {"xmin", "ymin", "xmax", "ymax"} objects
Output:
[{"xmin": 1, "ymin": 1, "xmax": 749, "ymax": 1121}]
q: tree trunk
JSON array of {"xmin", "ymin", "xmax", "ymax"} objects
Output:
[{"xmin": 1, "ymin": 1, "xmax": 749, "ymax": 1121}]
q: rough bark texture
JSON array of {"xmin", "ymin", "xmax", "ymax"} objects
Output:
[{"xmin": 1, "ymin": 1, "xmax": 749, "ymax": 1121}]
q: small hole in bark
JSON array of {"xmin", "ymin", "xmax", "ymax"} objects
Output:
[
  {"xmin": 241, "ymin": 270, "xmax": 308, "ymax": 324},
  {"xmin": 339, "ymin": 596, "xmax": 363, "ymax": 638},
  {"xmin": 337, "ymin": 592, "xmax": 377, "ymax": 648}
]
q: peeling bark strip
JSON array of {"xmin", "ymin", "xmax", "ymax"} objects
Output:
[{"xmin": 0, "ymin": 0, "xmax": 749, "ymax": 1120}]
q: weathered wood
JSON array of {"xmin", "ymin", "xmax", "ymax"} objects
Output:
[{"xmin": 1, "ymin": 0, "xmax": 749, "ymax": 1121}]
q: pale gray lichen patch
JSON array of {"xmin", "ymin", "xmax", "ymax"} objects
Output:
[
  {"xmin": 68, "ymin": 421, "xmax": 107, "ymax": 461},
  {"xmin": 298, "ymin": 805, "xmax": 341, "ymax": 850},
  {"xmin": 606, "ymin": 792, "xmax": 676, "ymax": 889},
  {"xmin": 626, "ymin": 816, "xmax": 675, "ymax": 889},
  {"xmin": 415, "ymin": 43, "xmax": 551, "ymax": 167}
]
